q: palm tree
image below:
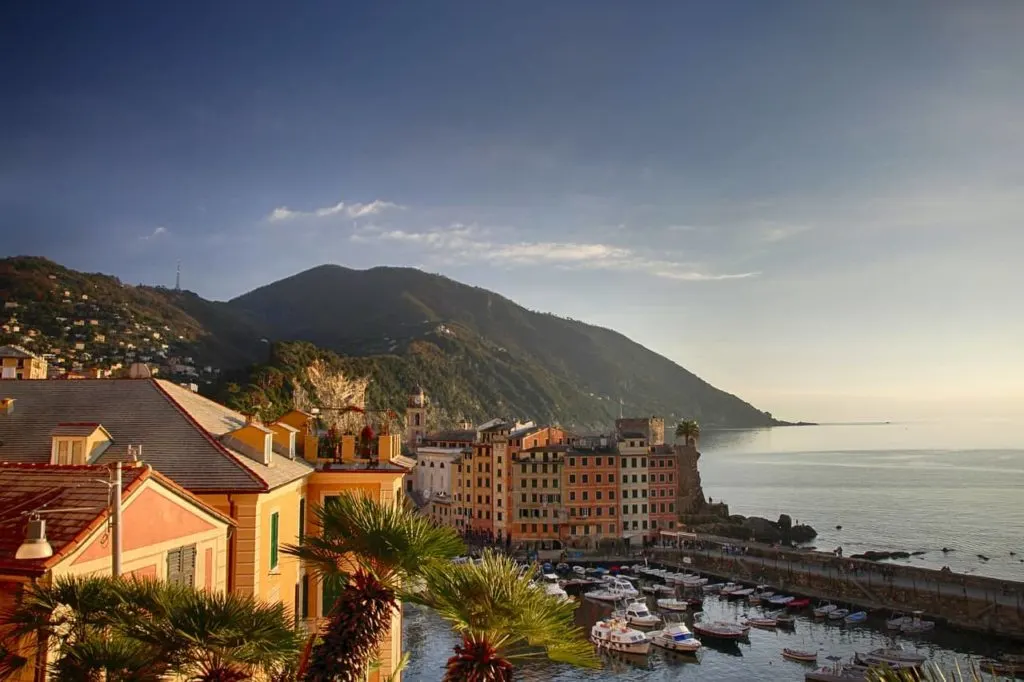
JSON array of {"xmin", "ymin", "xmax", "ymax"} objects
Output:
[
  {"xmin": 283, "ymin": 493, "xmax": 464, "ymax": 682},
  {"xmin": 0, "ymin": 576, "xmax": 299, "ymax": 682},
  {"xmin": 675, "ymin": 419, "xmax": 700, "ymax": 446},
  {"xmin": 414, "ymin": 550, "xmax": 600, "ymax": 681}
]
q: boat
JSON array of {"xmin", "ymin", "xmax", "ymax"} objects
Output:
[
  {"xmin": 618, "ymin": 599, "xmax": 661, "ymax": 627},
  {"xmin": 979, "ymin": 657, "xmax": 1024, "ymax": 676},
  {"xmin": 783, "ymin": 648, "xmax": 819, "ymax": 662},
  {"xmin": 702, "ymin": 582, "xmax": 725, "ymax": 593},
  {"xmin": 719, "ymin": 582, "xmax": 741, "ymax": 595},
  {"xmin": 854, "ymin": 647, "xmax": 927, "ymax": 668},
  {"xmin": 684, "ymin": 596, "xmax": 704, "ymax": 610},
  {"xmin": 768, "ymin": 594, "xmax": 795, "ymax": 606},
  {"xmin": 788, "ymin": 598, "xmax": 811, "ymax": 609},
  {"xmin": 680, "ymin": 576, "xmax": 708, "ymax": 588},
  {"xmin": 590, "ymin": 617, "xmax": 651, "ymax": 655},
  {"xmin": 806, "ymin": 663, "xmax": 867, "ymax": 681},
  {"xmin": 885, "ymin": 611, "xmax": 912, "ymax": 630},
  {"xmin": 814, "ymin": 604, "xmax": 838, "ymax": 619},
  {"xmin": 642, "ymin": 583, "xmax": 674, "ymax": 595},
  {"xmin": 692, "ymin": 619, "xmax": 748, "ymax": 641},
  {"xmin": 844, "ymin": 611, "xmax": 867, "ymax": 624},
  {"xmin": 646, "ymin": 623, "xmax": 702, "ymax": 653},
  {"xmin": 827, "ymin": 608, "xmax": 850, "ymax": 621},
  {"xmin": 743, "ymin": 617, "xmax": 778, "ymax": 629},
  {"xmin": 775, "ymin": 612, "xmax": 797, "ymax": 627},
  {"xmin": 585, "ymin": 578, "xmax": 640, "ymax": 602},
  {"xmin": 729, "ymin": 588, "xmax": 755, "ymax": 599},
  {"xmin": 555, "ymin": 562, "xmax": 570, "ymax": 574},
  {"xmin": 655, "ymin": 598, "xmax": 689, "ymax": 612},
  {"xmin": 540, "ymin": 573, "xmax": 572, "ymax": 603},
  {"xmin": 899, "ymin": 611, "xmax": 935, "ymax": 634},
  {"xmin": 572, "ymin": 565, "xmax": 586, "ymax": 577}
]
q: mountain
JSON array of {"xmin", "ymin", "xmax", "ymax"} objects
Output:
[
  {"xmin": 0, "ymin": 257, "xmax": 785, "ymax": 429},
  {"xmin": 225, "ymin": 265, "xmax": 783, "ymax": 429}
]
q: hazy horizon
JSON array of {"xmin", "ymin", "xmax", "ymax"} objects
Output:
[{"xmin": 4, "ymin": 2, "xmax": 1022, "ymax": 424}]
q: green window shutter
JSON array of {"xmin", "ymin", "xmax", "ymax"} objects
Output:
[
  {"xmin": 270, "ymin": 512, "xmax": 280, "ymax": 570},
  {"xmin": 322, "ymin": 575, "xmax": 343, "ymax": 617}
]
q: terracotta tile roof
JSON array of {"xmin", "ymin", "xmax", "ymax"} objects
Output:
[
  {"xmin": 423, "ymin": 429, "xmax": 476, "ymax": 443},
  {"xmin": 0, "ymin": 379, "xmax": 314, "ymax": 493},
  {"xmin": 0, "ymin": 463, "xmax": 147, "ymax": 575},
  {"xmin": 51, "ymin": 422, "xmax": 106, "ymax": 437}
]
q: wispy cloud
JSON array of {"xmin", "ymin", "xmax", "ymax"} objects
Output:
[
  {"xmin": 267, "ymin": 199, "xmax": 402, "ymax": 222},
  {"xmin": 139, "ymin": 226, "xmax": 168, "ymax": 241},
  {"xmin": 355, "ymin": 224, "xmax": 758, "ymax": 282},
  {"xmin": 757, "ymin": 222, "xmax": 812, "ymax": 243}
]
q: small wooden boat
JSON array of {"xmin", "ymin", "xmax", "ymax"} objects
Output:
[
  {"xmin": 744, "ymin": 617, "xmax": 778, "ymax": 629},
  {"xmin": 693, "ymin": 620, "xmax": 748, "ymax": 641},
  {"xmin": 775, "ymin": 612, "xmax": 797, "ymax": 627},
  {"xmin": 898, "ymin": 611, "xmax": 935, "ymax": 634},
  {"xmin": 827, "ymin": 608, "xmax": 849, "ymax": 621},
  {"xmin": 783, "ymin": 648, "xmax": 818, "ymax": 662},
  {"xmin": 788, "ymin": 598, "xmax": 811, "ymax": 609},
  {"xmin": 656, "ymin": 598, "xmax": 689, "ymax": 612},
  {"xmin": 844, "ymin": 611, "xmax": 867, "ymax": 624},
  {"xmin": 729, "ymin": 587, "xmax": 755, "ymax": 599},
  {"xmin": 854, "ymin": 647, "xmax": 927, "ymax": 668},
  {"xmin": 769, "ymin": 594, "xmax": 795, "ymax": 606}
]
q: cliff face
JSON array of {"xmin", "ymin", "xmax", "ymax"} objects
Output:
[{"xmin": 676, "ymin": 444, "xmax": 708, "ymax": 515}]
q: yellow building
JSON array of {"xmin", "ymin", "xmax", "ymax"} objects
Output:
[
  {"xmin": 0, "ymin": 345, "xmax": 48, "ymax": 380},
  {"xmin": 0, "ymin": 462, "xmax": 235, "ymax": 682},
  {"xmin": 0, "ymin": 379, "xmax": 410, "ymax": 681}
]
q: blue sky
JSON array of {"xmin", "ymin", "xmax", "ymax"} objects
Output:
[{"xmin": 3, "ymin": 1, "xmax": 1023, "ymax": 422}]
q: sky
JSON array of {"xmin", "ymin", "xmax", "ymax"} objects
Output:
[{"xmin": 3, "ymin": 1, "xmax": 1023, "ymax": 423}]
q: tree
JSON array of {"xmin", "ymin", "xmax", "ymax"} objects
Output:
[
  {"xmin": 675, "ymin": 419, "xmax": 700, "ymax": 446},
  {"xmin": 414, "ymin": 550, "xmax": 599, "ymax": 681},
  {"xmin": 0, "ymin": 576, "xmax": 299, "ymax": 682},
  {"xmin": 283, "ymin": 493, "xmax": 464, "ymax": 682}
]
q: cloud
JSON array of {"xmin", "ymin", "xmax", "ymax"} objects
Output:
[
  {"xmin": 139, "ymin": 226, "xmax": 168, "ymax": 241},
  {"xmin": 757, "ymin": 223, "xmax": 812, "ymax": 243},
  {"xmin": 355, "ymin": 223, "xmax": 758, "ymax": 282},
  {"xmin": 267, "ymin": 199, "xmax": 402, "ymax": 222}
]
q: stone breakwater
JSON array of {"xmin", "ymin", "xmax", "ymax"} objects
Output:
[{"xmin": 654, "ymin": 542, "xmax": 1024, "ymax": 641}]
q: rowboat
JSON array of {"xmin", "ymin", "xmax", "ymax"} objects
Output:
[
  {"xmin": 827, "ymin": 608, "xmax": 850, "ymax": 621},
  {"xmin": 744, "ymin": 617, "xmax": 778, "ymax": 629},
  {"xmin": 844, "ymin": 611, "xmax": 867, "ymax": 624},
  {"xmin": 899, "ymin": 611, "xmax": 935, "ymax": 634},
  {"xmin": 788, "ymin": 598, "xmax": 811, "ymax": 609},
  {"xmin": 702, "ymin": 582, "xmax": 725, "ymax": 593},
  {"xmin": 814, "ymin": 603, "xmax": 838, "ymax": 618},
  {"xmin": 729, "ymin": 588, "xmax": 755, "ymax": 599},
  {"xmin": 692, "ymin": 620, "xmax": 748, "ymax": 641},
  {"xmin": 783, "ymin": 648, "xmax": 818, "ymax": 662},
  {"xmin": 769, "ymin": 594, "xmax": 795, "ymax": 606},
  {"xmin": 854, "ymin": 647, "xmax": 927, "ymax": 668},
  {"xmin": 775, "ymin": 612, "xmax": 797, "ymax": 627}
]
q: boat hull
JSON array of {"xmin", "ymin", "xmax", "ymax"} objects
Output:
[{"xmin": 591, "ymin": 636, "xmax": 651, "ymax": 655}]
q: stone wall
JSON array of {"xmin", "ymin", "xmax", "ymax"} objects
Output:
[
  {"xmin": 615, "ymin": 417, "xmax": 665, "ymax": 445},
  {"xmin": 674, "ymin": 444, "xmax": 707, "ymax": 515}
]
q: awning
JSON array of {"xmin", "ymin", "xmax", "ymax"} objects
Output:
[{"xmin": 658, "ymin": 530, "xmax": 698, "ymax": 540}]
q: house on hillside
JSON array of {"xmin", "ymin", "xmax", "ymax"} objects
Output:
[{"xmin": 0, "ymin": 345, "xmax": 48, "ymax": 380}]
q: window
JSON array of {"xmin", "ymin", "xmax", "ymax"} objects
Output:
[
  {"xmin": 609, "ymin": 506, "xmax": 616, "ymax": 516},
  {"xmin": 631, "ymin": 457, "xmax": 637, "ymax": 468},
  {"xmin": 668, "ymin": 473, "xmax": 673, "ymax": 482},
  {"xmin": 642, "ymin": 520, "xmax": 648, "ymax": 530},
  {"xmin": 641, "ymin": 474, "xmax": 647, "ymax": 483},
  {"xmin": 497, "ymin": 482, "xmax": 502, "ymax": 492},
  {"xmin": 531, "ymin": 523, "xmax": 538, "ymax": 532},
  {"xmin": 520, "ymin": 479, "xmax": 526, "ymax": 489},
  {"xmin": 71, "ymin": 440, "xmax": 84, "ymax": 463},
  {"xmin": 642, "ymin": 489, "xmax": 647, "ymax": 498},
  {"xmin": 609, "ymin": 474, "xmax": 615, "ymax": 483},
  {"xmin": 531, "ymin": 463, "xmax": 538, "ymax": 473},
  {"xmin": 582, "ymin": 458, "xmax": 588, "ymax": 467},
  {"xmin": 521, "ymin": 493, "xmax": 527, "ymax": 503},
  {"xmin": 652, "ymin": 520, "xmax": 658, "ymax": 529},
  {"xmin": 569, "ymin": 474, "xmax": 576, "ymax": 484},
  {"xmin": 569, "ymin": 457, "xmax": 576, "ymax": 466},
  {"xmin": 659, "ymin": 474, "xmax": 665, "ymax": 482},
  {"xmin": 631, "ymin": 474, "xmax": 638, "ymax": 483},
  {"xmin": 641, "ymin": 458, "xmax": 646, "ymax": 468},
  {"xmin": 553, "ymin": 478, "xmax": 558, "ymax": 488},
  {"xmin": 298, "ymin": 499, "xmax": 306, "ymax": 544},
  {"xmin": 610, "ymin": 490, "xmax": 615, "ymax": 500},
  {"xmin": 531, "ymin": 479, "xmax": 537, "ymax": 488},
  {"xmin": 596, "ymin": 491, "xmax": 602, "ymax": 500},
  {"xmin": 56, "ymin": 440, "xmax": 69, "ymax": 464},
  {"xmin": 608, "ymin": 524, "xmax": 615, "ymax": 533},
  {"xmin": 300, "ymin": 574, "xmax": 310, "ymax": 619},
  {"xmin": 669, "ymin": 503, "xmax": 675, "ymax": 513},
  {"xmin": 596, "ymin": 506, "xmax": 602, "ymax": 516},
  {"xmin": 642, "ymin": 504, "xmax": 648, "ymax": 514},
  {"xmin": 521, "ymin": 523, "xmax": 527, "ymax": 533},
  {"xmin": 269, "ymin": 512, "xmax": 280, "ymax": 570},
  {"xmin": 542, "ymin": 479, "xmax": 548, "ymax": 489},
  {"xmin": 570, "ymin": 491, "xmax": 576, "ymax": 501},
  {"xmin": 596, "ymin": 474, "xmax": 602, "ymax": 483},
  {"xmin": 440, "ymin": 462, "xmax": 445, "ymax": 469},
  {"xmin": 542, "ymin": 463, "xmax": 548, "ymax": 474},
  {"xmin": 497, "ymin": 512, "xmax": 503, "ymax": 521},
  {"xmin": 632, "ymin": 504, "xmax": 638, "ymax": 514},
  {"xmin": 595, "ymin": 457, "xmax": 602, "ymax": 466},
  {"xmin": 582, "ymin": 491, "xmax": 588, "ymax": 500},
  {"xmin": 631, "ymin": 489, "xmax": 638, "ymax": 498},
  {"xmin": 167, "ymin": 544, "xmax": 197, "ymax": 587},
  {"xmin": 542, "ymin": 524, "xmax": 548, "ymax": 533},
  {"xmin": 622, "ymin": 504, "xmax": 628, "ymax": 515},
  {"xmin": 581, "ymin": 474, "xmax": 589, "ymax": 483},
  {"xmin": 521, "ymin": 464, "xmax": 527, "ymax": 474}
]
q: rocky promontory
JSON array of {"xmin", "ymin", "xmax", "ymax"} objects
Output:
[{"xmin": 681, "ymin": 505, "xmax": 818, "ymax": 546}]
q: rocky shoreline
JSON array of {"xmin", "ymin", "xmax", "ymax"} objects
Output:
[{"xmin": 682, "ymin": 500, "xmax": 818, "ymax": 546}]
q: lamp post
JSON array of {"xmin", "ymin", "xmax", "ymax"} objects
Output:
[{"xmin": 16, "ymin": 462, "xmax": 123, "ymax": 576}]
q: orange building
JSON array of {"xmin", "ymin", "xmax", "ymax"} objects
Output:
[
  {"xmin": 563, "ymin": 446, "xmax": 620, "ymax": 548},
  {"xmin": 648, "ymin": 444, "xmax": 680, "ymax": 536},
  {"xmin": 510, "ymin": 444, "xmax": 567, "ymax": 548}
]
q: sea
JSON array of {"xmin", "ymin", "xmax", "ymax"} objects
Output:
[{"xmin": 402, "ymin": 421, "xmax": 1024, "ymax": 680}]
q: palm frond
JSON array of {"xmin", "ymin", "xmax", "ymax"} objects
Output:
[
  {"xmin": 1, "ymin": 575, "xmax": 123, "ymax": 642},
  {"xmin": 282, "ymin": 493, "xmax": 464, "ymax": 587},
  {"xmin": 52, "ymin": 634, "xmax": 168, "ymax": 682},
  {"xmin": 416, "ymin": 550, "xmax": 600, "ymax": 671}
]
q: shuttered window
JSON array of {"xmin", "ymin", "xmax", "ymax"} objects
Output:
[
  {"xmin": 270, "ymin": 512, "xmax": 280, "ymax": 570},
  {"xmin": 298, "ymin": 499, "xmax": 306, "ymax": 544},
  {"xmin": 167, "ymin": 544, "xmax": 197, "ymax": 587}
]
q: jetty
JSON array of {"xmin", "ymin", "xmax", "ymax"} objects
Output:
[{"xmin": 555, "ymin": 538, "xmax": 1024, "ymax": 642}]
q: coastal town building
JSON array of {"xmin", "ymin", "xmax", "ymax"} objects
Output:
[
  {"xmin": 510, "ymin": 444, "xmax": 567, "ymax": 548},
  {"xmin": 0, "ymin": 462, "xmax": 235, "ymax": 682},
  {"xmin": 404, "ymin": 386, "xmax": 429, "ymax": 448},
  {"xmin": 649, "ymin": 444, "xmax": 679, "ymax": 532},
  {"xmin": 615, "ymin": 416, "xmax": 665, "ymax": 446},
  {"xmin": 0, "ymin": 379, "xmax": 409, "ymax": 681},
  {"xmin": 0, "ymin": 345, "xmax": 48, "ymax": 379},
  {"xmin": 564, "ymin": 445, "xmax": 619, "ymax": 547},
  {"xmin": 618, "ymin": 433, "xmax": 651, "ymax": 546}
]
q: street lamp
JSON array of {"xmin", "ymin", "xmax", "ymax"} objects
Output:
[{"xmin": 15, "ymin": 461, "xmax": 124, "ymax": 576}]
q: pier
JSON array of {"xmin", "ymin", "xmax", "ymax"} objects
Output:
[{"xmin": 554, "ymin": 540, "xmax": 1024, "ymax": 642}]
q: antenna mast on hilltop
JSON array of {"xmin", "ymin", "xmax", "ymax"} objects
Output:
[
  {"xmin": 175, "ymin": 261, "xmax": 181, "ymax": 291},
  {"xmin": 619, "ymin": 397, "xmax": 624, "ymax": 419}
]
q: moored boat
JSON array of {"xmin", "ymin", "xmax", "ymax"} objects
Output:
[
  {"xmin": 899, "ymin": 611, "xmax": 935, "ymax": 634},
  {"xmin": 647, "ymin": 623, "xmax": 702, "ymax": 653},
  {"xmin": 783, "ymin": 647, "xmax": 819, "ymax": 662},
  {"xmin": 572, "ymin": 565, "xmax": 586, "ymax": 577},
  {"xmin": 585, "ymin": 577, "xmax": 640, "ymax": 602},
  {"xmin": 814, "ymin": 603, "xmax": 838, "ymax": 619},
  {"xmin": 729, "ymin": 587, "xmax": 755, "ymax": 599},
  {"xmin": 702, "ymin": 582, "xmax": 725, "ymax": 593},
  {"xmin": 775, "ymin": 612, "xmax": 797, "ymax": 627},
  {"xmin": 788, "ymin": 597, "xmax": 811, "ymax": 609},
  {"xmin": 656, "ymin": 597, "xmax": 689, "ymax": 612},
  {"xmin": 618, "ymin": 599, "xmax": 661, "ymax": 627},
  {"xmin": 854, "ymin": 647, "xmax": 927, "ymax": 668},
  {"xmin": 827, "ymin": 608, "xmax": 850, "ymax": 621},
  {"xmin": 590, "ymin": 618, "xmax": 651, "ymax": 655},
  {"xmin": 844, "ymin": 611, "xmax": 867, "ymax": 624},
  {"xmin": 540, "ymin": 573, "xmax": 572, "ymax": 603},
  {"xmin": 769, "ymin": 594, "xmax": 795, "ymax": 606},
  {"xmin": 692, "ymin": 616, "xmax": 749, "ymax": 640},
  {"xmin": 744, "ymin": 617, "xmax": 778, "ymax": 629}
]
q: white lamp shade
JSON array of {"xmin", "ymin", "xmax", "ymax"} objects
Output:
[{"xmin": 16, "ymin": 517, "xmax": 54, "ymax": 560}]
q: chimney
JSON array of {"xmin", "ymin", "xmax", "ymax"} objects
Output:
[{"xmin": 0, "ymin": 398, "xmax": 13, "ymax": 415}]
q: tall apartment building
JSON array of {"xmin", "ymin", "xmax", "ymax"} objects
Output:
[
  {"xmin": 510, "ymin": 444, "xmax": 566, "ymax": 548},
  {"xmin": 564, "ymin": 446, "xmax": 619, "ymax": 546},
  {"xmin": 0, "ymin": 345, "xmax": 48, "ymax": 379},
  {"xmin": 615, "ymin": 416, "xmax": 665, "ymax": 446},
  {"xmin": 618, "ymin": 432, "xmax": 650, "ymax": 545},
  {"xmin": 649, "ymin": 444, "xmax": 680, "ymax": 533}
]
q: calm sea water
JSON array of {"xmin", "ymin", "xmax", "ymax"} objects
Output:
[{"xmin": 403, "ymin": 422, "xmax": 1024, "ymax": 680}]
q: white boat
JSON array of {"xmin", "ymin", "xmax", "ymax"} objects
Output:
[
  {"xmin": 692, "ymin": 619, "xmax": 748, "ymax": 640},
  {"xmin": 572, "ymin": 565, "xmax": 586, "ymax": 577},
  {"xmin": 886, "ymin": 613, "xmax": 912, "ymax": 630},
  {"xmin": 768, "ymin": 594, "xmax": 795, "ymax": 605},
  {"xmin": 702, "ymin": 582, "xmax": 725, "ymax": 593},
  {"xmin": 540, "ymin": 573, "xmax": 572, "ymax": 603},
  {"xmin": 899, "ymin": 612, "xmax": 935, "ymax": 635},
  {"xmin": 680, "ymin": 576, "xmax": 708, "ymax": 588},
  {"xmin": 827, "ymin": 609, "xmax": 849, "ymax": 621},
  {"xmin": 618, "ymin": 599, "xmax": 661, "ymax": 627},
  {"xmin": 814, "ymin": 603, "xmax": 839, "ymax": 618},
  {"xmin": 729, "ymin": 588, "xmax": 754, "ymax": 599},
  {"xmin": 855, "ymin": 647, "xmax": 927, "ymax": 667},
  {"xmin": 590, "ymin": 617, "xmax": 651, "ymax": 655},
  {"xmin": 743, "ymin": 616, "xmax": 778, "ymax": 629},
  {"xmin": 718, "ymin": 582, "xmax": 740, "ymax": 595},
  {"xmin": 655, "ymin": 597, "xmax": 689, "ymax": 612},
  {"xmin": 647, "ymin": 623, "xmax": 702, "ymax": 653},
  {"xmin": 585, "ymin": 578, "xmax": 640, "ymax": 602}
]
